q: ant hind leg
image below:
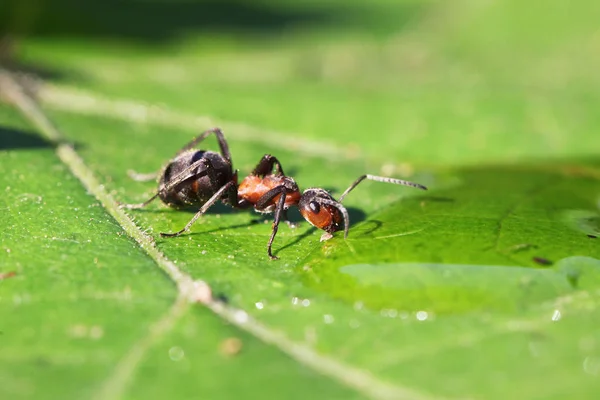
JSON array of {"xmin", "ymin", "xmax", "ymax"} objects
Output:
[
  {"xmin": 160, "ymin": 157, "xmax": 236, "ymax": 236},
  {"xmin": 177, "ymin": 128, "xmax": 232, "ymax": 164},
  {"xmin": 127, "ymin": 169, "xmax": 160, "ymax": 182},
  {"xmin": 160, "ymin": 181, "xmax": 236, "ymax": 237},
  {"xmin": 126, "ymin": 127, "xmax": 231, "ymax": 184},
  {"xmin": 120, "ymin": 158, "xmax": 212, "ymax": 209}
]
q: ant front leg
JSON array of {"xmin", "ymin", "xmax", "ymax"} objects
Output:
[
  {"xmin": 252, "ymin": 154, "xmax": 286, "ymax": 177},
  {"xmin": 267, "ymin": 193, "xmax": 287, "ymax": 260},
  {"xmin": 256, "ymin": 185, "xmax": 288, "ymax": 259},
  {"xmin": 177, "ymin": 128, "xmax": 232, "ymax": 164}
]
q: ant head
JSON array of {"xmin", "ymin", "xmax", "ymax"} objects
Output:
[{"xmin": 298, "ymin": 188, "xmax": 349, "ymax": 238}]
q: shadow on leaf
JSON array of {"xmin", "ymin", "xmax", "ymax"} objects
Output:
[
  {"xmin": 1, "ymin": 0, "xmax": 423, "ymax": 43},
  {"xmin": 0, "ymin": 126, "xmax": 54, "ymax": 150}
]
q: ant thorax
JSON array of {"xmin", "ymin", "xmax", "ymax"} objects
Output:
[{"xmin": 238, "ymin": 175, "xmax": 301, "ymax": 212}]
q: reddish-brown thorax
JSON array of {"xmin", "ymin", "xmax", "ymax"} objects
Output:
[{"xmin": 238, "ymin": 175, "xmax": 300, "ymax": 209}]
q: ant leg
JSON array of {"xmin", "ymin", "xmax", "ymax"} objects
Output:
[
  {"xmin": 127, "ymin": 170, "xmax": 159, "ymax": 182},
  {"xmin": 255, "ymin": 185, "xmax": 287, "ymax": 210},
  {"xmin": 236, "ymin": 199, "xmax": 252, "ymax": 209},
  {"xmin": 120, "ymin": 158, "xmax": 212, "ymax": 209},
  {"xmin": 160, "ymin": 181, "xmax": 236, "ymax": 237},
  {"xmin": 126, "ymin": 128, "xmax": 230, "ymax": 185},
  {"xmin": 177, "ymin": 128, "xmax": 232, "ymax": 164},
  {"xmin": 225, "ymin": 177, "xmax": 240, "ymax": 208},
  {"xmin": 160, "ymin": 157, "xmax": 235, "ymax": 236},
  {"xmin": 338, "ymin": 174, "xmax": 427, "ymax": 203},
  {"xmin": 267, "ymin": 191, "xmax": 287, "ymax": 260},
  {"xmin": 251, "ymin": 154, "xmax": 285, "ymax": 177},
  {"xmin": 194, "ymin": 158, "xmax": 239, "ymax": 213},
  {"xmin": 254, "ymin": 185, "xmax": 288, "ymax": 259}
]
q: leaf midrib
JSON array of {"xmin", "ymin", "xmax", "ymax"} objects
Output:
[{"xmin": 0, "ymin": 69, "xmax": 447, "ymax": 400}]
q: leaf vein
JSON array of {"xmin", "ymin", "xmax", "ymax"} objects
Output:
[{"xmin": 0, "ymin": 69, "xmax": 449, "ymax": 400}]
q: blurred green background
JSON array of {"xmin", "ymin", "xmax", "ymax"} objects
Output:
[
  {"xmin": 2, "ymin": 0, "xmax": 599, "ymax": 166},
  {"xmin": 2, "ymin": 1, "xmax": 600, "ymax": 400}
]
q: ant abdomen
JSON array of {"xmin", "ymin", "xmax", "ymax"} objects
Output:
[{"xmin": 158, "ymin": 150, "xmax": 234, "ymax": 207}]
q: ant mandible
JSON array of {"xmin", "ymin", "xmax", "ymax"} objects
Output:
[
  {"xmin": 120, "ymin": 128, "xmax": 427, "ymax": 259},
  {"xmin": 119, "ymin": 128, "xmax": 300, "ymax": 259}
]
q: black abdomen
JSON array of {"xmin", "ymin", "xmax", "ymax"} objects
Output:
[{"xmin": 158, "ymin": 150, "xmax": 234, "ymax": 207}]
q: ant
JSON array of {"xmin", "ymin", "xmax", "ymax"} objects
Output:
[
  {"xmin": 120, "ymin": 128, "xmax": 300, "ymax": 259},
  {"xmin": 120, "ymin": 128, "xmax": 427, "ymax": 259},
  {"xmin": 298, "ymin": 174, "xmax": 427, "ymax": 242}
]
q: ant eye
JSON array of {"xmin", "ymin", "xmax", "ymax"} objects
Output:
[{"xmin": 309, "ymin": 201, "xmax": 320, "ymax": 213}]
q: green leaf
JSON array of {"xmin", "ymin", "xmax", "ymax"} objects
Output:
[
  {"xmin": 0, "ymin": 104, "xmax": 363, "ymax": 400},
  {"xmin": 2, "ymin": 0, "xmax": 600, "ymax": 399}
]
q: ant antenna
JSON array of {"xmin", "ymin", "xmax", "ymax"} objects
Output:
[{"xmin": 338, "ymin": 174, "xmax": 427, "ymax": 203}]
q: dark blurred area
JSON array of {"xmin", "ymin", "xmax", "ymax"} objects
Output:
[
  {"xmin": 0, "ymin": 0, "xmax": 420, "ymax": 43},
  {"xmin": 0, "ymin": 0, "xmax": 423, "ymax": 84},
  {"xmin": 0, "ymin": 126, "xmax": 54, "ymax": 150},
  {"xmin": 3, "ymin": 0, "xmax": 596, "ymax": 167},
  {"xmin": 1, "ymin": 0, "xmax": 326, "ymax": 40}
]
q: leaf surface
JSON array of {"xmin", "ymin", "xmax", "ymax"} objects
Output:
[{"xmin": 2, "ymin": 0, "xmax": 600, "ymax": 399}]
